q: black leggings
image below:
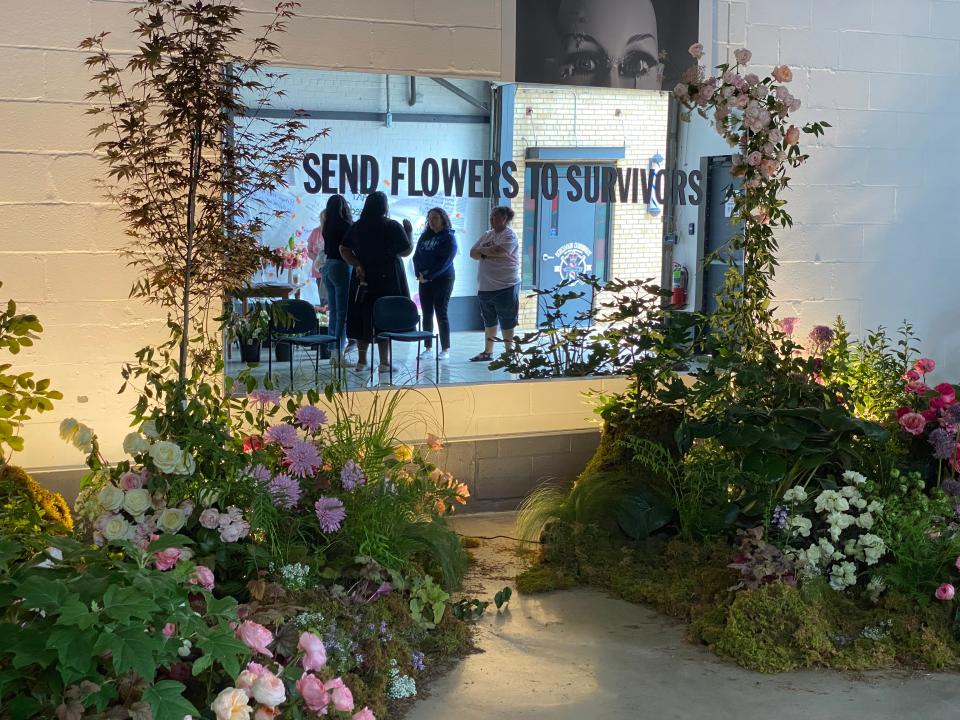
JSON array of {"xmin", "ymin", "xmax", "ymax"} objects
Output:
[{"xmin": 419, "ymin": 273, "xmax": 454, "ymax": 350}]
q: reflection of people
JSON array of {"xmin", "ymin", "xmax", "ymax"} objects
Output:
[
  {"xmin": 468, "ymin": 206, "xmax": 520, "ymax": 363},
  {"xmin": 305, "ymin": 211, "xmax": 327, "ymax": 305},
  {"xmin": 319, "ymin": 195, "xmax": 353, "ymax": 360},
  {"xmin": 340, "ymin": 192, "xmax": 413, "ymax": 372},
  {"xmin": 551, "ymin": 0, "xmax": 661, "ymax": 90},
  {"xmin": 414, "ymin": 208, "xmax": 458, "ymax": 360}
]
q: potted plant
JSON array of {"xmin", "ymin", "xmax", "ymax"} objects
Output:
[{"xmin": 229, "ymin": 302, "xmax": 270, "ymax": 363}]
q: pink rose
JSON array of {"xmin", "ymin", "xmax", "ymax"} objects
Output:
[
  {"xmin": 921, "ymin": 408, "xmax": 938, "ymax": 423},
  {"xmin": 903, "ymin": 369, "xmax": 921, "ymax": 382},
  {"xmin": 237, "ymin": 620, "xmax": 274, "ymax": 657},
  {"xmin": 673, "ymin": 83, "xmax": 689, "ymax": 101},
  {"xmin": 251, "ymin": 670, "xmax": 286, "ymax": 708},
  {"xmin": 899, "ymin": 412, "xmax": 928, "ymax": 436},
  {"xmin": 746, "ymin": 151, "xmax": 762, "ymax": 166},
  {"xmin": 162, "ymin": 623, "xmax": 176, "ymax": 638},
  {"xmin": 915, "ymin": 358, "xmax": 936, "ymax": 374},
  {"xmin": 324, "ymin": 678, "xmax": 354, "ymax": 712},
  {"xmin": 688, "ymin": 42, "xmax": 705, "ymax": 59},
  {"xmin": 935, "ymin": 583, "xmax": 955, "ymax": 601},
  {"xmin": 190, "ymin": 565, "xmax": 215, "ymax": 591},
  {"xmin": 119, "ymin": 471, "xmax": 143, "ymax": 490},
  {"xmin": 295, "ymin": 673, "xmax": 330, "ymax": 713},
  {"xmin": 906, "ymin": 381, "xmax": 931, "ymax": 395},
  {"xmin": 895, "ymin": 406, "xmax": 911, "ymax": 420},
  {"xmin": 236, "ymin": 669, "xmax": 259, "ymax": 692},
  {"xmin": 931, "ymin": 397, "xmax": 948, "ymax": 411},
  {"xmin": 771, "ymin": 64, "xmax": 793, "ymax": 83},
  {"xmin": 935, "ymin": 383, "xmax": 957, "ymax": 404},
  {"xmin": 154, "ymin": 547, "xmax": 182, "ymax": 572},
  {"xmin": 785, "ymin": 125, "xmax": 800, "ymax": 145},
  {"xmin": 734, "ymin": 48, "xmax": 752, "ymax": 65},
  {"xmin": 298, "ymin": 631, "xmax": 327, "ymax": 672},
  {"xmin": 199, "ymin": 508, "xmax": 221, "ymax": 529},
  {"xmin": 255, "ymin": 708, "xmax": 281, "ymax": 720}
]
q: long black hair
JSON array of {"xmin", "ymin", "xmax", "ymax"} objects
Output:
[
  {"xmin": 322, "ymin": 194, "xmax": 352, "ymax": 237},
  {"xmin": 424, "ymin": 207, "xmax": 453, "ymax": 232},
  {"xmin": 358, "ymin": 191, "xmax": 390, "ymax": 223}
]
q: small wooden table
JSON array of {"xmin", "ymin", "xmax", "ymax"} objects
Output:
[{"xmin": 233, "ymin": 282, "xmax": 298, "ymax": 315}]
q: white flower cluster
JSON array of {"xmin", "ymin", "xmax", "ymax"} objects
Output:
[
  {"xmin": 781, "ymin": 471, "xmax": 886, "ymax": 591},
  {"xmin": 60, "ymin": 418, "xmax": 196, "ymax": 476},
  {"xmin": 279, "ymin": 562, "xmax": 312, "ymax": 591},
  {"xmin": 59, "ymin": 418, "xmax": 94, "ymax": 454},
  {"xmin": 387, "ymin": 659, "xmax": 417, "ymax": 700},
  {"xmin": 294, "ymin": 611, "xmax": 325, "ymax": 629}
]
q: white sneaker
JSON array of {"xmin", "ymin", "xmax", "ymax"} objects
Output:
[
  {"xmin": 438, "ymin": 350, "xmax": 450, "ymax": 361},
  {"xmin": 354, "ymin": 361, "xmax": 368, "ymax": 371},
  {"xmin": 419, "ymin": 348, "xmax": 434, "ymax": 359}
]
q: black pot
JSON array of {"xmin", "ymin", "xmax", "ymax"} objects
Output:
[
  {"xmin": 275, "ymin": 341, "xmax": 291, "ymax": 362},
  {"xmin": 239, "ymin": 339, "xmax": 262, "ymax": 364}
]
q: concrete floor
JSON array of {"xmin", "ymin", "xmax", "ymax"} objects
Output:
[{"xmin": 408, "ymin": 512, "xmax": 957, "ymax": 720}]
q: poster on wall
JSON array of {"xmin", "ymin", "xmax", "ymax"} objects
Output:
[{"xmin": 515, "ymin": 0, "xmax": 700, "ymax": 90}]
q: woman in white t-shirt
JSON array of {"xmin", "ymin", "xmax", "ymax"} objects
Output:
[{"xmin": 468, "ymin": 206, "xmax": 520, "ymax": 362}]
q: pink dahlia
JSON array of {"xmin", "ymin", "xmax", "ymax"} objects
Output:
[
  {"xmin": 284, "ymin": 440, "xmax": 322, "ymax": 478},
  {"xmin": 315, "ymin": 496, "xmax": 346, "ymax": 533}
]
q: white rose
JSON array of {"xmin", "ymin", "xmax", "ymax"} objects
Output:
[
  {"xmin": 102, "ymin": 515, "xmax": 131, "ymax": 542},
  {"xmin": 122, "ymin": 488, "xmax": 152, "ymax": 517},
  {"xmin": 857, "ymin": 512, "xmax": 874, "ymax": 530},
  {"xmin": 157, "ymin": 507, "xmax": 186, "ymax": 533},
  {"xmin": 783, "ymin": 486, "xmax": 807, "ymax": 503},
  {"xmin": 149, "ymin": 441, "xmax": 183, "ymax": 474},
  {"xmin": 177, "ymin": 453, "xmax": 196, "ymax": 476},
  {"xmin": 123, "ymin": 432, "xmax": 151, "ymax": 456},
  {"xmin": 72, "ymin": 425, "xmax": 94, "ymax": 452},
  {"xmin": 788, "ymin": 516, "xmax": 812, "ymax": 537},
  {"xmin": 842, "ymin": 470, "xmax": 867, "ymax": 485},
  {"xmin": 220, "ymin": 523, "xmax": 244, "ymax": 543},
  {"xmin": 98, "ymin": 485, "xmax": 125, "ymax": 512},
  {"xmin": 59, "ymin": 418, "xmax": 79, "ymax": 441},
  {"xmin": 141, "ymin": 419, "xmax": 159, "ymax": 439},
  {"xmin": 251, "ymin": 673, "xmax": 286, "ymax": 707},
  {"xmin": 867, "ymin": 500, "xmax": 884, "ymax": 514}
]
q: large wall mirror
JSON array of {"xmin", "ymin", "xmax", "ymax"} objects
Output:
[{"xmin": 224, "ymin": 62, "xmax": 691, "ymax": 391}]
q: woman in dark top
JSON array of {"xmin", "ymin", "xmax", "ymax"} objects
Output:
[
  {"xmin": 340, "ymin": 191, "xmax": 413, "ymax": 372},
  {"xmin": 320, "ymin": 195, "xmax": 353, "ymax": 360},
  {"xmin": 413, "ymin": 207, "xmax": 457, "ymax": 359}
]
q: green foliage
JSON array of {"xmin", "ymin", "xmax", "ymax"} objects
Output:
[
  {"xmin": 822, "ymin": 318, "xmax": 917, "ymax": 422},
  {"xmin": 493, "ymin": 586, "xmax": 512, "ymax": 610},
  {"xmin": 0, "ymin": 537, "xmax": 247, "ymax": 717},
  {"xmin": 0, "ymin": 465, "xmax": 72, "ymax": 540},
  {"xmin": 409, "ymin": 575, "xmax": 450, "ymax": 629},
  {"xmin": 0, "ymin": 281, "xmax": 62, "ymax": 464},
  {"xmin": 451, "ymin": 598, "xmax": 489, "ymax": 621}
]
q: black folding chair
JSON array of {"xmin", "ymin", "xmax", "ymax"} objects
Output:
[
  {"xmin": 371, "ymin": 296, "xmax": 438, "ymax": 385},
  {"xmin": 267, "ymin": 299, "xmax": 339, "ymax": 388}
]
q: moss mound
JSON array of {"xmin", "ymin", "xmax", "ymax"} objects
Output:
[
  {"xmin": 519, "ymin": 533, "xmax": 960, "ymax": 674},
  {"xmin": 0, "ymin": 464, "xmax": 72, "ymax": 534}
]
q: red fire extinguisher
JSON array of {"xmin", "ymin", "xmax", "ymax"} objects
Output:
[{"xmin": 671, "ymin": 262, "xmax": 688, "ymax": 307}]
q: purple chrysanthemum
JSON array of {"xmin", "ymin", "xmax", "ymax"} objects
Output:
[
  {"xmin": 929, "ymin": 428, "xmax": 956, "ymax": 461},
  {"xmin": 247, "ymin": 389, "xmax": 281, "ymax": 408},
  {"xmin": 284, "ymin": 440, "xmax": 322, "ymax": 478},
  {"xmin": 314, "ymin": 496, "xmax": 346, "ymax": 532},
  {"xmin": 265, "ymin": 423, "xmax": 299, "ymax": 447},
  {"xmin": 268, "ymin": 473, "xmax": 302, "ymax": 509},
  {"xmin": 340, "ymin": 460, "xmax": 366, "ymax": 491},
  {"xmin": 946, "ymin": 405, "xmax": 960, "ymax": 425},
  {"xmin": 808, "ymin": 325, "xmax": 834, "ymax": 346},
  {"xmin": 247, "ymin": 464, "xmax": 272, "ymax": 484},
  {"xmin": 296, "ymin": 405, "xmax": 328, "ymax": 432}
]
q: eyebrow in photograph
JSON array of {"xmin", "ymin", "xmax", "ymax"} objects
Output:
[{"xmin": 625, "ymin": 33, "xmax": 657, "ymax": 45}]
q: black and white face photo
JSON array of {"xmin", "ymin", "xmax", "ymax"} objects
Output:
[{"xmin": 516, "ymin": 0, "xmax": 699, "ymax": 90}]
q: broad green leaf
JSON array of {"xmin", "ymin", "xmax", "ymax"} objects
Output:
[
  {"xmin": 195, "ymin": 626, "xmax": 249, "ymax": 679},
  {"xmin": 615, "ymin": 492, "xmax": 673, "ymax": 541},
  {"xmin": 46, "ymin": 626, "xmax": 97, "ymax": 683},
  {"xmin": 56, "ymin": 597, "xmax": 97, "ymax": 629},
  {"xmin": 142, "ymin": 681, "xmax": 199, "ymax": 720},
  {"xmin": 16, "ymin": 575, "xmax": 68, "ymax": 612},
  {"xmin": 6, "ymin": 695, "xmax": 42, "ymax": 720},
  {"xmin": 103, "ymin": 584, "xmax": 160, "ymax": 623},
  {"xmin": 96, "ymin": 626, "xmax": 158, "ymax": 681}
]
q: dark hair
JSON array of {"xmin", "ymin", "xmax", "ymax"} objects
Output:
[
  {"xmin": 426, "ymin": 207, "xmax": 453, "ymax": 231},
  {"xmin": 322, "ymin": 194, "xmax": 353, "ymax": 237},
  {"xmin": 491, "ymin": 205, "xmax": 515, "ymax": 223},
  {"xmin": 359, "ymin": 191, "xmax": 389, "ymax": 222}
]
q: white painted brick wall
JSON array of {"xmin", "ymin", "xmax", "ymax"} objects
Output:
[{"xmin": 675, "ymin": 0, "xmax": 960, "ymax": 378}]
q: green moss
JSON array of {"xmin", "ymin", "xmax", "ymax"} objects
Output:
[{"xmin": 515, "ymin": 563, "xmax": 580, "ymax": 594}]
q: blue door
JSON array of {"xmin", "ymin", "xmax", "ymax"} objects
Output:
[{"xmin": 534, "ymin": 164, "xmax": 612, "ymax": 325}]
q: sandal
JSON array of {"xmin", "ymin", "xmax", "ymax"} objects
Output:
[{"xmin": 469, "ymin": 351, "xmax": 493, "ymax": 362}]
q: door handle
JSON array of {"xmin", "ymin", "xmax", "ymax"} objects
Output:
[{"xmin": 541, "ymin": 253, "xmax": 552, "ymax": 261}]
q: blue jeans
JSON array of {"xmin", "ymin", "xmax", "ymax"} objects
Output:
[{"xmin": 323, "ymin": 258, "xmax": 352, "ymax": 351}]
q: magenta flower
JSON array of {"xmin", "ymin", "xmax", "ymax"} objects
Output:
[
  {"xmin": 915, "ymin": 358, "xmax": 936, "ymax": 374},
  {"xmin": 265, "ymin": 423, "xmax": 299, "ymax": 447},
  {"xmin": 296, "ymin": 405, "xmax": 328, "ymax": 432},
  {"xmin": 284, "ymin": 440, "xmax": 322, "ymax": 478},
  {"xmin": 777, "ymin": 316, "xmax": 798, "ymax": 336},
  {"xmin": 247, "ymin": 389, "xmax": 281, "ymax": 408},
  {"xmin": 268, "ymin": 473, "xmax": 302, "ymax": 509},
  {"xmin": 807, "ymin": 325, "xmax": 834, "ymax": 347},
  {"xmin": 935, "ymin": 583, "xmax": 955, "ymax": 601},
  {"xmin": 314, "ymin": 496, "xmax": 346, "ymax": 533},
  {"xmin": 153, "ymin": 548, "xmax": 183, "ymax": 572},
  {"xmin": 899, "ymin": 412, "xmax": 928, "ymax": 436},
  {"xmin": 905, "ymin": 381, "xmax": 931, "ymax": 395}
]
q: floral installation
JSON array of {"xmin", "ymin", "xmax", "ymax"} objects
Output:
[
  {"xmin": 674, "ymin": 44, "xmax": 829, "ymax": 349},
  {"xmin": 777, "ymin": 471, "xmax": 887, "ymax": 591},
  {"xmin": 894, "ymin": 357, "xmax": 960, "ymax": 477}
]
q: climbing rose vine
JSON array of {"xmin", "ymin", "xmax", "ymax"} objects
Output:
[{"xmin": 674, "ymin": 45, "xmax": 829, "ymax": 352}]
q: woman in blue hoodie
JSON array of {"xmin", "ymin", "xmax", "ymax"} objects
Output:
[{"xmin": 413, "ymin": 207, "xmax": 458, "ymax": 359}]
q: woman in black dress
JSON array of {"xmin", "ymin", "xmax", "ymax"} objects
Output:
[{"xmin": 340, "ymin": 191, "xmax": 413, "ymax": 371}]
